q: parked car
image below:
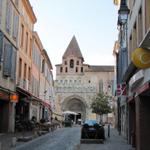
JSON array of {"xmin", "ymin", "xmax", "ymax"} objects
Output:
[{"xmin": 81, "ymin": 119, "xmax": 105, "ymax": 141}]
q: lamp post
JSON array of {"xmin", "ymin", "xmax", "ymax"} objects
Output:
[
  {"xmin": 118, "ymin": 0, "xmax": 130, "ymax": 25},
  {"xmin": 118, "ymin": 0, "xmax": 130, "ymax": 71},
  {"xmin": 117, "ymin": 0, "xmax": 130, "ymax": 135}
]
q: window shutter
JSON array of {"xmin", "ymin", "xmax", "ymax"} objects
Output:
[
  {"xmin": 13, "ymin": 12, "xmax": 19, "ymax": 41},
  {"xmin": 10, "ymin": 48, "xmax": 17, "ymax": 80},
  {"xmin": 5, "ymin": 1, "xmax": 12, "ymax": 34},
  {"xmin": 0, "ymin": 32, "xmax": 3, "ymax": 62},
  {"xmin": 3, "ymin": 41, "xmax": 12, "ymax": 76}
]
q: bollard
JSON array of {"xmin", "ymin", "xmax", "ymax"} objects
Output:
[
  {"xmin": 12, "ymin": 137, "xmax": 17, "ymax": 147},
  {"xmin": 108, "ymin": 124, "xmax": 110, "ymax": 138},
  {"xmin": 34, "ymin": 130, "xmax": 38, "ymax": 137}
]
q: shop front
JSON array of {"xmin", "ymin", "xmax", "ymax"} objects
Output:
[
  {"xmin": 15, "ymin": 87, "xmax": 31, "ymax": 130},
  {"xmin": 40, "ymin": 100, "xmax": 52, "ymax": 122},
  {"xmin": 134, "ymin": 82, "xmax": 150, "ymax": 150},
  {"xmin": 128, "ymin": 80, "xmax": 150, "ymax": 150},
  {"xmin": 0, "ymin": 87, "xmax": 18, "ymax": 132}
]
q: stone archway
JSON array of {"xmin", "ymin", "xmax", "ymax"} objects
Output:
[{"xmin": 62, "ymin": 95, "xmax": 87, "ymax": 122}]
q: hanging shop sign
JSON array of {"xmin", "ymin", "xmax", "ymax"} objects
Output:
[
  {"xmin": 131, "ymin": 48, "xmax": 150, "ymax": 69},
  {"xmin": 117, "ymin": 83, "xmax": 127, "ymax": 97},
  {"xmin": 10, "ymin": 94, "xmax": 19, "ymax": 103}
]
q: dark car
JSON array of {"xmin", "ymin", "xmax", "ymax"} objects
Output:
[{"xmin": 81, "ymin": 120, "xmax": 105, "ymax": 141}]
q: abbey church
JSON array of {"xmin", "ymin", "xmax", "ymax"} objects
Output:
[{"xmin": 54, "ymin": 36, "xmax": 114, "ymax": 122}]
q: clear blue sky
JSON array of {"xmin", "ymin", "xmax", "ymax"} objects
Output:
[{"xmin": 30, "ymin": 0, "xmax": 118, "ymax": 76}]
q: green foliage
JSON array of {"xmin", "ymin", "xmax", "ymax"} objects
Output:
[{"xmin": 91, "ymin": 92, "xmax": 112, "ymax": 115}]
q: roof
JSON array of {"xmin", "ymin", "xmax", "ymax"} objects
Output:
[
  {"xmin": 63, "ymin": 36, "xmax": 84, "ymax": 61},
  {"xmin": 42, "ymin": 49, "xmax": 53, "ymax": 70},
  {"xmin": 85, "ymin": 65, "xmax": 114, "ymax": 72},
  {"xmin": 23, "ymin": 0, "xmax": 37, "ymax": 23}
]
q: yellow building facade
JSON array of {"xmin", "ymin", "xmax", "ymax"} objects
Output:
[{"xmin": 15, "ymin": 0, "xmax": 37, "ymax": 125}]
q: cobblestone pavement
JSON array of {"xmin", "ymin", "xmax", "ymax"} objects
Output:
[
  {"xmin": 11, "ymin": 127, "xmax": 81, "ymax": 150},
  {"xmin": 78, "ymin": 127, "xmax": 135, "ymax": 150},
  {"xmin": 0, "ymin": 126, "xmax": 134, "ymax": 150}
]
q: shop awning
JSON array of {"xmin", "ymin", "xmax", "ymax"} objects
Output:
[
  {"xmin": 136, "ymin": 81, "xmax": 150, "ymax": 96},
  {"xmin": 16, "ymin": 86, "xmax": 31, "ymax": 98},
  {"xmin": 139, "ymin": 28, "xmax": 150, "ymax": 49},
  {"xmin": 41, "ymin": 100, "xmax": 51, "ymax": 109},
  {"xmin": 122, "ymin": 62, "xmax": 138, "ymax": 83}
]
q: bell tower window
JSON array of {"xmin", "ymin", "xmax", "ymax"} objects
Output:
[
  {"xmin": 65, "ymin": 67, "xmax": 68, "ymax": 73},
  {"xmin": 70, "ymin": 59, "xmax": 74, "ymax": 68},
  {"xmin": 65, "ymin": 61, "xmax": 67, "ymax": 65},
  {"xmin": 60, "ymin": 67, "xmax": 63, "ymax": 73}
]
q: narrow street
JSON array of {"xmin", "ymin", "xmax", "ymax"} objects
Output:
[
  {"xmin": 11, "ymin": 127, "xmax": 81, "ymax": 150},
  {"xmin": 10, "ymin": 126, "xmax": 134, "ymax": 150}
]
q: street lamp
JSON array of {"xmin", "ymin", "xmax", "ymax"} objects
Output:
[
  {"xmin": 118, "ymin": 0, "xmax": 130, "ymax": 25},
  {"xmin": 117, "ymin": 0, "xmax": 130, "ymax": 135}
]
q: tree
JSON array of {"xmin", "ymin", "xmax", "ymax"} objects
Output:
[{"xmin": 91, "ymin": 92, "xmax": 112, "ymax": 116}]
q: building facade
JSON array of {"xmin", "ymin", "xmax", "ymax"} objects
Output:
[
  {"xmin": 116, "ymin": 0, "xmax": 150, "ymax": 149},
  {"xmin": 0, "ymin": 0, "xmax": 55, "ymax": 132},
  {"xmin": 39, "ymin": 49, "xmax": 54, "ymax": 122},
  {"xmin": 15, "ymin": 0, "xmax": 37, "ymax": 125},
  {"xmin": 127, "ymin": 0, "xmax": 150, "ymax": 150},
  {"xmin": 0, "ymin": 0, "xmax": 19, "ymax": 132},
  {"xmin": 55, "ymin": 36, "xmax": 114, "ymax": 122}
]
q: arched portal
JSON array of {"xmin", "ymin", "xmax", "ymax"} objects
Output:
[{"xmin": 62, "ymin": 96, "xmax": 87, "ymax": 123}]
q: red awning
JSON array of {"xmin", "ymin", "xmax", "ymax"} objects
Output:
[
  {"xmin": 41, "ymin": 100, "xmax": 51, "ymax": 109},
  {"xmin": 136, "ymin": 82, "xmax": 149, "ymax": 95}
]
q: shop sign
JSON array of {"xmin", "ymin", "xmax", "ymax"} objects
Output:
[
  {"xmin": 131, "ymin": 48, "xmax": 150, "ymax": 69},
  {"xmin": 10, "ymin": 94, "xmax": 19, "ymax": 103},
  {"xmin": 117, "ymin": 83, "xmax": 127, "ymax": 97}
]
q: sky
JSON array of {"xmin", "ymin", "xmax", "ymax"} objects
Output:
[{"xmin": 29, "ymin": 0, "xmax": 118, "ymax": 77}]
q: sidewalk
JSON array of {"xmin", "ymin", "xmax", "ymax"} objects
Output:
[
  {"xmin": 78, "ymin": 127, "xmax": 135, "ymax": 150},
  {"xmin": 0, "ymin": 131, "xmax": 36, "ymax": 150}
]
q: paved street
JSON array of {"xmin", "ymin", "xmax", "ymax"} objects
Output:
[
  {"xmin": 9, "ymin": 126, "xmax": 134, "ymax": 150},
  {"xmin": 11, "ymin": 127, "xmax": 81, "ymax": 150}
]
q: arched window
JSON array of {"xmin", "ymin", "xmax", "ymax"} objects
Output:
[{"xmin": 70, "ymin": 59, "xmax": 74, "ymax": 68}]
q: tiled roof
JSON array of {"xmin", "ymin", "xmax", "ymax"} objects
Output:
[{"xmin": 63, "ymin": 36, "xmax": 84, "ymax": 60}]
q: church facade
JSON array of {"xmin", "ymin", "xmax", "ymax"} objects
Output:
[{"xmin": 54, "ymin": 36, "xmax": 114, "ymax": 122}]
